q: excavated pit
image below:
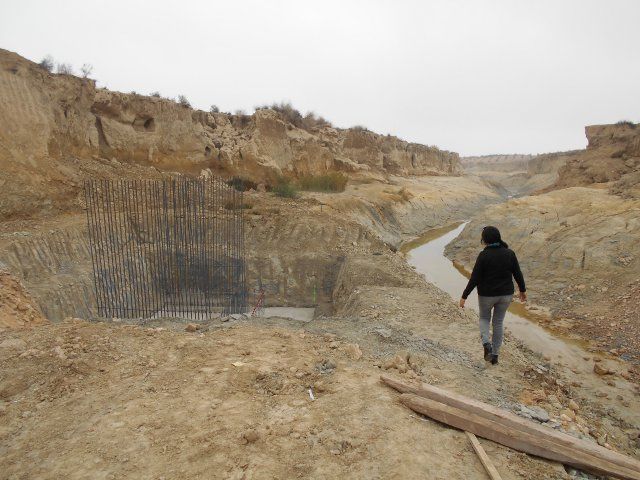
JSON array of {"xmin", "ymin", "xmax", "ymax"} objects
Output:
[{"xmin": 0, "ymin": 208, "xmax": 354, "ymax": 323}]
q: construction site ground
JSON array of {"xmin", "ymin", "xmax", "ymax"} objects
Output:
[{"xmin": 2, "ymin": 255, "xmax": 639, "ymax": 479}]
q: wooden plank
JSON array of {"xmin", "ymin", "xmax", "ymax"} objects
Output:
[
  {"xmin": 466, "ymin": 431, "xmax": 504, "ymax": 480},
  {"xmin": 381, "ymin": 374, "xmax": 640, "ymax": 474},
  {"xmin": 400, "ymin": 393, "xmax": 640, "ymax": 480}
]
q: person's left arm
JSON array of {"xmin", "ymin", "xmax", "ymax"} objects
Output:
[{"xmin": 511, "ymin": 251, "xmax": 527, "ymax": 302}]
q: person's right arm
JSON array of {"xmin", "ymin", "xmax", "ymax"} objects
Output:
[{"xmin": 460, "ymin": 253, "xmax": 483, "ymax": 306}]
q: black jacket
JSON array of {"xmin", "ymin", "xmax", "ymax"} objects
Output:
[{"xmin": 462, "ymin": 245, "xmax": 526, "ymax": 299}]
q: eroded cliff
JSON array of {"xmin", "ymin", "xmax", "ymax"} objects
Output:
[
  {"xmin": 0, "ymin": 48, "xmax": 460, "ymax": 220},
  {"xmin": 553, "ymin": 123, "xmax": 640, "ymax": 198}
]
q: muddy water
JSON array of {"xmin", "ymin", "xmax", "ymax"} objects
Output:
[{"xmin": 403, "ymin": 222, "xmax": 597, "ymax": 372}]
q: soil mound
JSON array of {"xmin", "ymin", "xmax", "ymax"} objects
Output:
[{"xmin": 0, "ymin": 267, "xmax": 47, "ymax": 330}]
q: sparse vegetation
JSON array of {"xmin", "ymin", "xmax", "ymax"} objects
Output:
[
  {"xmin": 224, "ymin": 201, "xmax": 253, "ymax": 210},
  {"xmin": 150, "ymin": 91, "xmax": 161, "ymax": 98},
  {"xmin": 210, "ymin": 105, "xmax": 220, "ymax": 113},
  {"xmin": 272, "ymin": 176, "xmax": 298, "ymax": 198},
  {"xmin": 38, "ymin": 55, "xmax": 54, "ymax": 72},
  {"xmin": 177, "ymin": 95, "xmax": 191, "ymax": 108},
  {"xmin": 351, "ymin": 125, "xmax": 368, "ymax": 132},
  {"xmin": 298, "ymin": 172, "xmax": 348, "ymax": 192},
  {"xmin": 56, "ymin": 63, "xmax": 73, "ymax": 75},
  {"xmin": 227, "ymin": 177, "xmax": 258, "ymax": 192},
  {"xmin": 231, "ymin": 110, "xmax": 251, "ymax": 128},
  {"xmin": 255, "ymin": 102, "xmax": 331, "ymax": 131},
  {"xmin": 616, "ymin": 120, "xmax": 636, "ymax": 129},
  {"xmin": 80, "ymin": 63, "xmax": 93, "ymax": 78}
]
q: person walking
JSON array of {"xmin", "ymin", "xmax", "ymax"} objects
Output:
[{"xmin": 459, "ymin": 226, "xmax": 526, "ymax": 365}]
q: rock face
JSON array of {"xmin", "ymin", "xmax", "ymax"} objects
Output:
[
  {"xmin": 461, "ymin": 152, "xmax": 573, "ymax": 197},
  {"xmin": 0, "ymin": 48, "xmax": 460, "ymax": 221},
  {"xmin": 461, "ymin": 154, "xmax": 535, "ymax": 174},
  {"xmin": 0, "ymin": 267, "xmax": 47, "ymax": 330},
  {"xmin": 553, "ymin": 123, "xmax": 640, "ymax": 198}
]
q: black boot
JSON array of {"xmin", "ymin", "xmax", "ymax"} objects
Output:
[
  {"xmin": 483, "ymin": 343, "xmax": 493, "ymax": 361},
  {"xmin": 491, "ymin": 354, "xmax": 499, "ymax": 365}
]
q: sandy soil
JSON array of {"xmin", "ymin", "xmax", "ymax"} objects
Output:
[
  {"xmin": 2, "ymin": 250, "xmax": 640, "ymax": 479},
  {"xmin": 0, "ymin": 318, "xmax": 567, "ymax": 480}
]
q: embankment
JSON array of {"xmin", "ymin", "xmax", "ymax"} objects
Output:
[{"xmin": 447, "ymin": 121, "xmax": 640, "ymax": 361}]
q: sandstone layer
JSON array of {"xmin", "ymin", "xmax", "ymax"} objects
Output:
[
  {"xmin": 461, "ymin": 152, "xmax": 573, "ymax": 197},
  {"xmin": 0, "ymin": 48, "xmax": 459, "ymax": 221},
  {"xmin": 553, "ymin": 123, "xmax": 640, "ymax": 199}
]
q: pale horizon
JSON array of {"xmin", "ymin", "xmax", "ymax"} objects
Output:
[{"xmin": 1, "ymin": 0, "xmax": 638, "ymax": 156}]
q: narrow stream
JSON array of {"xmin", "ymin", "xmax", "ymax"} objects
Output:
[{"xmin": 403, "ymin": 222, "xmax": 596, "ymax": 372}]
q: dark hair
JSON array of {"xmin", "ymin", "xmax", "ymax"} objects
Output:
[{"xmin": 482, "ymin": 226, "xmax": 508, "ymax": 248}]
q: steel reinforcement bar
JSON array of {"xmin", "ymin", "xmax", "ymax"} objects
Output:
[{"xmin": 84, "ymin": 177, "xmax": 246, "ymax": 319}]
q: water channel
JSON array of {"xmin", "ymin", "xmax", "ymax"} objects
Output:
[{"xmin": 403, "ymin": 222, "xmax": 596, "ymax": 372}]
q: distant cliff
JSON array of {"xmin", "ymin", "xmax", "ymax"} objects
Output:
[
  {"xmin": 0, "ymin": 49, "xmax": 460, "ymax": 220},
  {"xmin": 461, "ymin": 154, "xmax": 534, "ymax": 173},
  {"xmin": 554, "ymin": 123, "xmax": 640, "ymax": 198}
]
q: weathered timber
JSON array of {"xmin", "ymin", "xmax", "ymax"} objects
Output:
[
  {"xmin": 381, "ymin": 374, "xmax": 640, "ymax": 475},
  {"xmin": 399, "ymin": 393, "xmax": 640, "ymax": 480},
  {"xmin": 466, "ymin": 431, "xmax": 504, "ymax": 480}
]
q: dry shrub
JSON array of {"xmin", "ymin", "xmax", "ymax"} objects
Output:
[
  {"xmin": 298, "ymin": 172, "xmax": 348, "ymax": 192},
  {"xmin": 56, "ymin": 63, "xmax": 73, "ymax": 75},
  {"xmin": 227, "ymin": 177, "xmax": 258, "ymax": 192},
  {"xmin": 255, "ymin": 102, "xmax": 332, "ymax": 131},
  {"xmin": 39, "ymin": 55, "xmax": 54, "ymax": 72},
  {"xmin": 177, "ymin": 95, "xmax": 191, "ymax": 108},
  {"xmin": 231, "ymin": 111, "xmax": 251, "ymax": 128},
  {"xmin": 616, "ymin": 120, "xmax": 636, "ymax": 129}
]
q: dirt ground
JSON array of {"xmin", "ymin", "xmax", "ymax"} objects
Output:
[
  {"xmin": 2, "ymin": 259, "xmax": 640, "ymax": 479},
  {"xmin": 0, "ymin": 318, "xmax": 567, "ymax": 480},
  {"xmin": 1, "ymin": 187, "xmax": 640, "ymax": 479}
]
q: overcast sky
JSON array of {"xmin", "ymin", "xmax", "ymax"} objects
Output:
[{"xmin": 1, "ymin": 0, "xmax": 638, "ymax": 156}]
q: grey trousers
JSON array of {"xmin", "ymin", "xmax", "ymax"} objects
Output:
[{"xmin": 478, "ymin": 295, "xmax": 512, "ymax": 355}]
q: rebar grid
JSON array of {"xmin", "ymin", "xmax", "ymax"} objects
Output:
[{"xmin": 84, "ymin": 178, "xmax": 246, "ymax": 319}]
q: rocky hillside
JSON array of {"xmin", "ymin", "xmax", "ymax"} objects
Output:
[
  {"xmin": 447, "ymin": 122, "xmax": 640, "ymax": 360},
  {"xmin": 553, "ymin": 123, "xmax": 640, "ymax": 198},
  {"xmin": 0, "ymin": 49, "xmax": 460, "ymax": 221},
  {"xmin": 461, "ymin": 152, "xmax": 570, "ymax": 197}
]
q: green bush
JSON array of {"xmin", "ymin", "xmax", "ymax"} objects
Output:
[
  {"xmin": 272, "ymin": 177, "xmax": 298, "ymax": 198},
  {"xmin": 298, "ymin": 172, "xmax": 348, "ymax": 192}
]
